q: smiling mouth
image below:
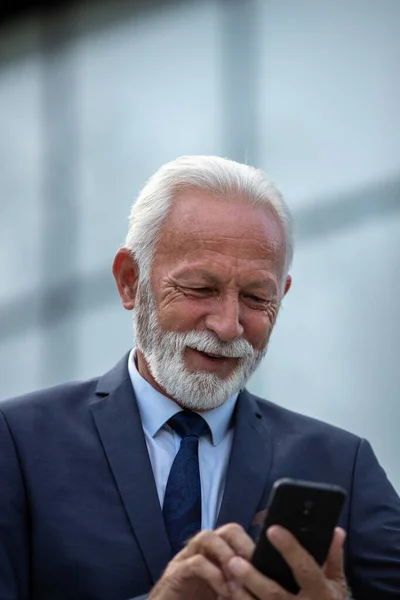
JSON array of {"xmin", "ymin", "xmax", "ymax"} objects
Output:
[
  {"xmin": 185, "ymin": 348, "xmax": 240, "ymax": 375},
  {"xmin": 199, "ymin": 351, "xmax": 224, "ymax": 360},
  {"xmin": 194, "ymin": 349, "xmax": 236, "ymax": 361}
]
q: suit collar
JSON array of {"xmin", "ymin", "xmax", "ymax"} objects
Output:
[
  {"xmin": 94, "ymin": 351, "xmax": 132, "ymax": 396},
  {"xmin": 216, "ymin": 389, "xmax": 273, "ymax": 532},
  {"xmin": 90, "ymin": 353, "xmax": 171, "ymax": 584}
]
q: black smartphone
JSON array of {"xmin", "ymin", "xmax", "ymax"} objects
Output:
[{"xmin": 251, "ymin": 478, "xmax": 346, "ymax": 594}]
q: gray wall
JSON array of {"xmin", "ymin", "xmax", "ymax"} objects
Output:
[{"xmin": 1, "ymin": 0, "xmax": 399, "ymax": 490}]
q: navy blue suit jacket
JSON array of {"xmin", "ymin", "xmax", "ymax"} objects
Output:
[{"xmin": 0, "ymin": 354, "xmax": 399, "ymax": 599}]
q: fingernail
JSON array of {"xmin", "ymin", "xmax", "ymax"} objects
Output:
[
  {"xmin": 267, "ymin": 525, "xmax": 282, "ymax": 539},
  {"xmin": 267, "ymin": 525, "xmax": 284, "ymax": 541},
  {"xmin": 335, "ymin": 526, "xmax": 346, "ymax": 540},
  {"xmin": 228, "ymin": 556, "xmax": 247, "ymax": 576}
]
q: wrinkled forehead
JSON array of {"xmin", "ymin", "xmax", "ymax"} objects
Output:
[{"xmin": 153, "ymin": 188, "xmax": 287, "ymax": 274}]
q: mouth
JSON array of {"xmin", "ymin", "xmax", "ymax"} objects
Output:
[
  {"xmin": 185, "ymin": 347, "xmax": 240, "ymax": 375},
  {"xmin": 196, "ymin": 350, "xmax": 227, "ymax": 360}
]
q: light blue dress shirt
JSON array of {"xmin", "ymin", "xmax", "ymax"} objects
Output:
[{"xmin": 127, "ymin": 348, "xmax": 238, "ymax": 530}]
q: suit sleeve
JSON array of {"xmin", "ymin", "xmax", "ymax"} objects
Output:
[
  {"xmin": 348, "ymin": 438, "xmax": 400, "ymax": 599},
  {"xmin": 0, "ymin": 409, "xmax": 30, "ymax": 599}
]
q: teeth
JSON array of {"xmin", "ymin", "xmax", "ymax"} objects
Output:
[
  {"xmin": 198, "ymin": 349, "xmax": 240, "ymax": 359},
  {"xmin": 191, "ymin": 347, "xmax": 238, "ymax": 359}
]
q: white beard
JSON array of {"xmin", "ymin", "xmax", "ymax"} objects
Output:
[{"xmin": 133, "ymin": 281, "xmax": 267, "ymax": 411}]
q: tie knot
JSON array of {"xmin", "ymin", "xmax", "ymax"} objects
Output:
[{"xmin": 167, "ymin": 411, "xmax": 209, "ymax": 439}]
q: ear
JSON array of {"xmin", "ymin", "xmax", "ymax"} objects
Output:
[
  {"xmin": 112, "ymin": 248, "xmax": 139, "ymax": 310},
  {"xmin": 283, "ymin": 274, "xmax": 292, "ymax": 297}
]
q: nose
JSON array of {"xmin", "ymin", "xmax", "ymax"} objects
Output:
[{"xmin": 204, "ymin": 295, "xmax": 244, "ymax": 342}]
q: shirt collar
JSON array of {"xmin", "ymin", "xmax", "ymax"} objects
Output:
[{"xmin": 127, "ymin": 348, "xmax": 238, "ymax": 446}]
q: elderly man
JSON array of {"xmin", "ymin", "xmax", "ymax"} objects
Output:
[{"xmin": 0, "ymin": 156, "xmax": 399, "ymax": 600}]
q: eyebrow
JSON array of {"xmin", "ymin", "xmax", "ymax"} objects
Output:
[
  {"xmin": 175, "ymin": 269, "xmax": 277, "ymax": 290},
  {"xmin": 175, "ymin": 269, "xmax": 221, "ymax": 285}
]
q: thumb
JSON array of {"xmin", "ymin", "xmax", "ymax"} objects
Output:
[{"xmin": 324, "ymin": 527, "xmax": 346, "ymax": 581}]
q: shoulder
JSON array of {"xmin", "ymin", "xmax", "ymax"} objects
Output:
[
  {"xmin": 246, "ymin": 390, "xmax": 361, "ymax": 446},
  {"xmin": 0, "ymin": 378, "xmax": 100, "ymax": 421},
  {"xmin": 0, "ymin": 352, "xmax": 131, "ymax": 434}
]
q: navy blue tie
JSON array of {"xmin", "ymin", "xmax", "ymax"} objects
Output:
[{"xmin": 163, "ymin": 411, "xmax": 210, "ymax": 556}]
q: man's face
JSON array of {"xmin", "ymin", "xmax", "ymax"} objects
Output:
[{"xmin": 133, "ymin": 188, "xmax": 290, "ymax": 410}]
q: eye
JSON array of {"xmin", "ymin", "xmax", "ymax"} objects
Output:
[
  {"xmin": 243, "ymin": 295, "xmax": 277, "ymax": 312},
  {"xmin": 245, "ymin": 294, "xmax": 266, "ymax": 303},
  {"xmin": 185, "ymin": 286, "xmax": 215, "ymax": 296}
]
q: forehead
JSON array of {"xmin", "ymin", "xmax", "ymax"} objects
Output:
[{"xmin": 153, "ymin": 188, "xmax": 286, "ymax": 277}]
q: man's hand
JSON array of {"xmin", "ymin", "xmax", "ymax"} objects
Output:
[
  {"xmin": 147, "ymin": 529, "xmax": 241, "ymax": 600},
  {"xmin": 222, "ymin": 525, "xmax": 348, "ymax": 599},
  {"xmin": 147, "ymin": 524, "xmax": 348, "ymax": 600}
]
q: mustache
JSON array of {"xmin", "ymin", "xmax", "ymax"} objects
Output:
[{"xmin": 168, "ymin": 330, "xmax": 255, "ymax": 359}]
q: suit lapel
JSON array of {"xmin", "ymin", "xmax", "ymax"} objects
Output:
[
  {"xmin": 89, "ymin": 356, "xmax": 171, "ymax": 584},
  {"xmin": 216, "ymin": 390, "xmax": 273, "ymax": 534}
]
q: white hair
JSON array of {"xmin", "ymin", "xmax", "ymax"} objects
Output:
[{"xmin": 125, "ymin": 155, "xmax": 293, "ymax": 286}]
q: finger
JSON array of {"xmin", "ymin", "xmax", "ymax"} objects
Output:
[
  {"xmin": 218, "ymin": 584, "xmax": 259, "ymax": 600},
  {"xmin": 324, "ymin": 527, "xmax": 346, "ymax": 581},
  {"xmin": 175, "ymin": 554, "xmax": 234, "ymax": 598},
  {"xmin": 267, "ymin": 526, "xmax": 326, "ymax": 594},
  {"xmin": 177, "ymin": 529, "xmax": 238, "ymax": 582},
  {"xmin": 227, "ymin": 555, "xmax": 293, "ymax": 599},
  {"xmin": 215, "ymin": 523, "xmax": 255, "ymax": 560}
]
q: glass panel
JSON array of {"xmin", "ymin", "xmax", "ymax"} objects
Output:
[
  {"xmin": 257, "ymin": 0, "xmax": 400, "ymax": 208},
  {"xmin": 0, "ymin": 18, "xmax": 44, "ymax": 299},
  {"xmin": 73, "ymin": 302, "xmax": 134, "ymax": 381},
  {"xmin": 0, "ymin": 330, "xmax": 43, "ymax": 400},
  {"xmin": 73, "ymin": 0, "xmax": 223, "ymax": 274}
]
